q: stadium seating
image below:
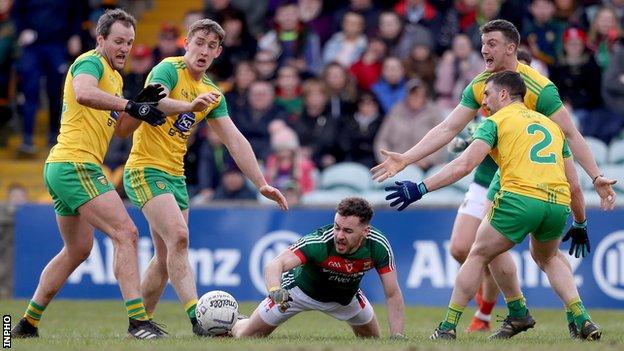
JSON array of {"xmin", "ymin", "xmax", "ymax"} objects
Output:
[
  {"xmin": 608, "ymin": 139, "xmax": 624, "ymax": 164},
  {"xmin": 320, "ymin": 162, "xmax": 372, "ymax": 192},
  {"xmin": 584, "ymin": 137, "xmax": 609, "ymax": 165}
]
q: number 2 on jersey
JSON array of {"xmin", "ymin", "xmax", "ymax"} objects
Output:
[{"xmin": 527, "ymin": 123, "xmax": 556, "ymax": 164}]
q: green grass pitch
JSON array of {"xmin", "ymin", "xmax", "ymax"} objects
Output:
[{"xmin": 1, "ymin": 299, "xmax": 623, "ymax": 351}]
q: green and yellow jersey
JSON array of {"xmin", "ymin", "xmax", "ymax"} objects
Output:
[
  {"xmin": 461, "ymin": 62, "xmax": 565, "ymax": 187},
  {"xmin": 125, "ymin": 57, "xmax": 228, "ymax": 176},
  {"xmin": 47, "ymin": 50, "xmax": 123, "ymax": 164},
  {"xmin": 473, "ymin": 102, "xmax": 571, "ymax": 205}
]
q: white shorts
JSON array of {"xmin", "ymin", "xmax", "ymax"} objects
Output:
[
  {"xmin": 258, "ymin": 286, "xmax": 375, "ymax": 327},
  {"xmin": 457, "ymin": 183, "xmax": 488, "ymax": 220}
]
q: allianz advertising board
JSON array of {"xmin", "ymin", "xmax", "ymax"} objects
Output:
[{"xmin": 13, "ymin": 205, "xmax": 624, "ymax": 308}]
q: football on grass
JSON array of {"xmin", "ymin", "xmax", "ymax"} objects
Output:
[{"xmin": 196, "ymin": 290, "xmax": 239, "ymax": 336}]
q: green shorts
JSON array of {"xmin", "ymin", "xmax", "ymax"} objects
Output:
[
  {"xmin": 487, "ymin": 191, "xmax": 570, "ymax": 244},
  {"xmin": 123, "ymin": 167, "xmax": 189, "ymax": 210},
  {"xmin": 44, "ymin": 162, "xmax": 115, "ymax": 216},
  {"xmin": 486, "ymin": 170, "xmax": 501, "ymax": 202}
]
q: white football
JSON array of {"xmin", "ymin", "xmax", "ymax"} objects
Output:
[{"xmin": 195, "ymin": 290, "xmax": 239, "ymax": 336}]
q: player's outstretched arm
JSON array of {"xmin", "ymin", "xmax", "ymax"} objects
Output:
[
  {"xmin": 264, "ymin": 249, "xmax": 303, "ymax": 289},
  {"xmin": 550, "ymin": 107, "xmax": 617, "ymax": 206},
  {"xmin": 371, "ymin": 105, "xmax": 476, "ymax": 182},
  {"xmin": 423, "ymin": 140, "xmax": 490, "ymax": 192},
  {"xmin": 380, "ymin": 270, "xmax": 405, "ymax": 337},
  {"xmin": 208, "ymin": 117, "xmax": 289, "ymax": 210}
]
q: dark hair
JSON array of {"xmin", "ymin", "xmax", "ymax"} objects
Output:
[
  {"xmin": 485, "ymin": 71, "xmax": 526, "ymax": 101},
  {"xmin": 480, "ymin": 19, "xmax": 520, "ymax": 49},
  {"xmin": 187, "ymin": 19, "xmax": 226, "ymax": 43},
  {"xmin": 96, "ymin": 8, "xmax": 137, "ymax": 39},
  {"xmin": 517, "ymin": 48, "xmax": 532, "ymax": 65},
  {"xmin": 336, "ymin": 197, "xmax": 373, "ymax": 224}
]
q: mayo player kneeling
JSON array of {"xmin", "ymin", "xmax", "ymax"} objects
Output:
[{"xmin": 232, "ymin": 197, "xmax": 406, "ymax": 338}]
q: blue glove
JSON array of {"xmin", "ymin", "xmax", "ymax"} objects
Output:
[
  {"xmin": 384, "ymin": 181, "xmax": 428, "ymax": 211},
  {"xmin": 562, "ymin": 220, "xmax": 590, "ymax": 258}
]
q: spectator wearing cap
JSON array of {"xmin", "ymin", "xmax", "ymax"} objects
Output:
[
  {"xmin": 371, "ymin": 56, "xmax": 408, "ymax": 114},
  {"xmin": 522, "ymin": 0, "xmax": 566, "ymax": 67},
  {"xmin": 551, "ymin": 27, "xmax": 605, "ymax": 140},
  {"xmin": 374, "ymin": 78, "xmax": 446, "ymax": 171},
  {"xmin": 435, "ymin": 34, "xmax": 484, "ymax": 111},
  {"xmin": 122, "ymin": 44, "xmax": 154, "ymax": 99},
  {"xmin": 152, "ymin": 22, "xmax": 184, "ymax": 65}
]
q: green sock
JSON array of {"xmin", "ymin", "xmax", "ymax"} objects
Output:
[
  {"xmin": 440, "ymin": 302, "xmax": 465, "ymax": 330},
  {"xmin": 566, "ymin": 297, "xmax": 591, "ymax": 329},
  {"xmin": 185, "ymin": 299, "xmax": 198, "ymax": 324},
  {"xmin": 24, "ymin": 300, "xmax": 46, "ymax": 327},
  {"xmin": 505, "ymin": 295, "xmax": 528, "ymax": 318},
  {"xmin": 125, "ymin": 298, "xmax": 149, "ymax": 321},
  {"xmin": 565, "ymin": 308, "xmax": 574, "ymax": 324}
]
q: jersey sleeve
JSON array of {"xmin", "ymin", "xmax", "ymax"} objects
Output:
[
  {"xmin": 473, "ymin": 118, "xmax": 498, "ymax": 148},
  {"xmin": 288, "ymin": 227, "xmax": 331, "ymax": 264},
  {"xmin": 70, "ymin": 56, "xmax": 104, "ymax": 81},
  {"xmin": 206, "ymin": 96, "xmax": 229, "ymax": 119},
  {"xmin": 562, "ymin": 138, "xmax": 571, "ymax": 158},
  {"xmin": 535, "ymin": 84, "xmax": 563, "ymax": 117},
  {"xmin": 369, "ymin": 229, "xmax": 395, "ymax": 275},
  {"xmin": 459, "ymin": 80, "xmax": 480, "ymax": 110},
  {"xmin": 146, "ymin": 61, "xmax": 178, "ymax": 91}
]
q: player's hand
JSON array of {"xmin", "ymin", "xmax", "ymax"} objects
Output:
[
  {"xmin": 371, "ymin": 149, "xmax": 408, "ymax": 182},
  {"xmin": 135, "ymin": 83, "xmax": 166, "ymax": 103},
  {"xmin": 389, "ymin": 332, "xmax": 408, "ymax": 340},
  {"xmin": 593, "ymin": 176, "xmax": 617, "ymax": 211},
  {"xmin": 190, "ymin": 92, "xmax": 220, "ymax": 112},
  {"xmin": 268, "ymin": 287, "xmax": 292, "ymax": 312},
  {"xmin": 384, "ymin": 180, "xmax": 427, "ymax": 211},
  {"xmin": 259, "ymin": 184, "xmax": 289, "ymax": 211},
  {"xmin": 562, "ymin": 220, "xmax": 590, "ymax": 258},
  {"xmin": 124, "ymin": 100, "xmax": 166, "ymax": 126}
]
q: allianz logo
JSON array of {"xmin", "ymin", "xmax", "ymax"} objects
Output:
[{"xmin": 592, "ymin": 231, "xmax": 624, "ymax": 300}]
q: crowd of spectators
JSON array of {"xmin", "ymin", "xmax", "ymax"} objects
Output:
[{"xmin": 2, "ymin": 0, "xmax": 624, "ymax": 205}]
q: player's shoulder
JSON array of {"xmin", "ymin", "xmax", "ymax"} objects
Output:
[
  {"xmin": 366, "ymin": 226, "xmax": 393, "ymax": 251},
  {"xmin": 301, "ymin": 224, "xmax": 334, "ymax": 242},
  {"xmin": 156, "ymin": 56, "xmax": 186, "ymax": 70},
  {"xmin": 516, "ymin": 63, "xmax": 553, "ymax": 90},
  {"xmin": 73, "ymin": 50, "xmax": 103, "ymax": 65},
  {"xmin": 201, "ymin": 74, "xmax": 222, "ymax": 92},
  {"xmin": 472, "ymin": 70, "xmax": 492, "ymax": 84}
]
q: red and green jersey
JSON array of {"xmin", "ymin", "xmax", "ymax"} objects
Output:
[{"xmin": 284, "ymin": 224, "xmax": 395, "ymax": 305}]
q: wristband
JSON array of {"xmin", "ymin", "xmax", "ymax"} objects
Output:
[
  {"xmin": 417, "ymin": 182, "xmax": 428, "ymax": 195},
  {"xmin": 592, "ymin": 174, "xmax": 604, "ymax": 184},
  {"xmin": 573, "ymin": 219, "xmax": 587, "ymax": 228}
]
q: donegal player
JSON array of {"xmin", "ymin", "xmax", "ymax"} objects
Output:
[
  {"xmin": 386, "ymin": 71, "xmax": 604, "ymax": 341},
  {"xmin": 119, "ymin": 19, "xmax": 288, "ymax": 336},
  {"xmin": 372, "ymin": 19, "xmax": 616, "ymax": 335},
  {"xmin": 232, "ymin": 197, "xmax": 405, "ymax": 339},
  {"xmin": 11, "ymin": 9, "xmax": 168, "ymax": 339}
]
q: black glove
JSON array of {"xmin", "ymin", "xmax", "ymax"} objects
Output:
[
  {"xmin": 268, "ymin": 287, "xmax": 292, "ymax": 312},
  {"xmin": 562, "ymin": 220, "xmax": 590, "ymax": 258},
  {"xmin": 384, "ymin": 180, "xmax": 428, "ymax": 211},
  {"xmin": 135, "ymin": 83, "xmax": 166, "ymax": 103},
  {"xmin": 124, "ymin": 100, "xmax": 166, "ymax": 126}
]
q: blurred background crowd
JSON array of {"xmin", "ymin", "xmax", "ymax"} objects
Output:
[{"xmin": 1, "ymin": 0, "xmax": 624, "ymax": 207}]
